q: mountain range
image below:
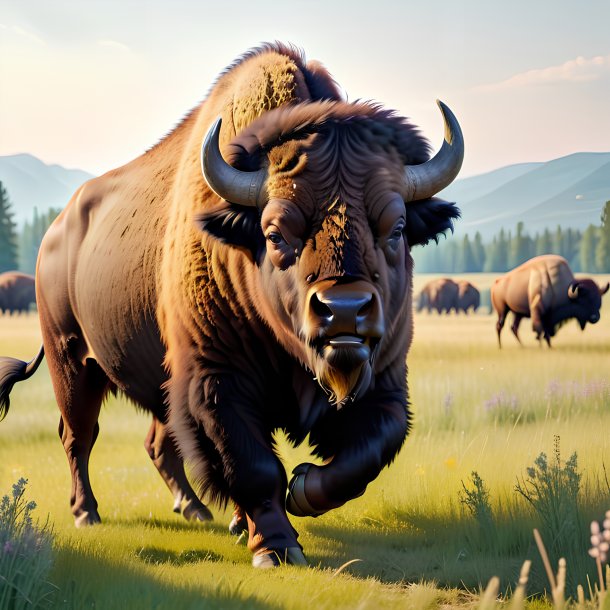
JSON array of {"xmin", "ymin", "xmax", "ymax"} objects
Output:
[
  {"xmin": 1, "ymin": 151, "xmax": 609, "ymax": 238},
  {"xmin": 439, "ymin": 152, "xmax": 610, "ymax": 239},
  {"xmin": 0, "ymin": 154, "xmax": 94, "ymax": 227}
]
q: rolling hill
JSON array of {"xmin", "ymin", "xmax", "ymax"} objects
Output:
[
  {"xmin": 0, "ymin": 154, "xmax": 94, "ymax": 226},
  {"xmin": 440, "ymin": 152, "xmax": 610, "ymax": 238},
  {"xmin": 1, "ymin": 151, "xmax": 609, "ymax": 239}
]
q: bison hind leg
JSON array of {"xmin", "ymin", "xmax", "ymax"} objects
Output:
[
  {"xmin": 510, "ymin": 313, "xmax": 524, "ymax": 345},
  {"xmin": 495, "ymin": 307, "xmax": 509, "ymax": 348},
  {"xmin": 144, "ymin": 416, "xmax": 213, "ymax": 522},
  {"xmin": 50, "ymin": 355, "xmax": 110, "ymax": 527}
]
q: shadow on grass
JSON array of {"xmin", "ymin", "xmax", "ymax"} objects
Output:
[
  {"xmin": 301, "ymin": 511, "xmax": 535, "ymax": 592},
  {"xmin": 107, "ymin": 515, "xmax": 231, "ymax": 536},
  {"xmin": 136, "ymin": 546, "xmax": 224, "ymax": 565},
  {"xmin": 52, "ymin": 545, "xmax": 282, "ymax": 610}
]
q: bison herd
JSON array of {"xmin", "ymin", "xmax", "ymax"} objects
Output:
[
  {"xmin": 0, "ymin": 44, "xmax": 607, "ymax": 570},
  {"xmin": 416, "ymin": 254, "xmax": 608, "ymax": 347},
  {"xmin": 416, "ymin": 278, "xmax": 480, "ymax": 314}
]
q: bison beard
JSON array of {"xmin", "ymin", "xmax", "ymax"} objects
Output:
[
  {"xmin": 0, "ymin": 43, "xmax": 464, "ymax": 569},
  {"xmin": 313, "ymin": 346, "xmax": 373, "ymax": 406}
]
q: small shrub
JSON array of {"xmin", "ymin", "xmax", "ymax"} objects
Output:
[
  {"xmin": 0, "ymin": 478, "xmax": 56, "ymax": 609},
  {"xmin": 460, "ymin": 471, "xmax": 497, "ymax": 554},
  {"xmin": 514, "ymin": 436, "xmax": 590, "ymax": 597}
]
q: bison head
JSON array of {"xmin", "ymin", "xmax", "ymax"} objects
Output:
[
  {"xmin": 197, "ymin": 101, "xmax": 463, "ymax": 405},
  {"xmin": 568, "ymin": 280, "xmax": 609, "ymax": 329}
]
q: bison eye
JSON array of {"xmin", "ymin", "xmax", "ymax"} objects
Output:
[
  {"xmin": 267, "ymin": 232, "xmax": 285, "ymax": 245},
  {"xmin": 389, "ymin": 222, "xmax": 405, "ymax": 242}
]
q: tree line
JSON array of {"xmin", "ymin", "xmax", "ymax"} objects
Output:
[
  {"xmin": 0, "ymin": 181, "xmax": 61, "ymax": 274},
  {"xmin": 413, "ymin": 201, "xmax": 610, "ymax": 274},
  {"xmin": 2, "ymin": 179, "xmax": 610, "ymax": 275}
]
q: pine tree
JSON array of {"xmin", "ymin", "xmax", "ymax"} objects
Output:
[
  {"xmin": 595, "ymin": 201, "xmax": 610, "ymax": 272},
  {"xmin": 497, "ymin": 228, "xmax": 509, "ymax": 270},
  {"xmin": 563, "ymin": 228, "xmax": 581, "ymax": 267},
  {"xmin": 579, "ymin": 225, "xmax": 598, "ymax": 273},
  {"xmin": 473, "ymin": 231, "xmax": 486, "ymax": 272},
  {"xmin": 483, "ymin": 236, "xmax": 497, "ymax": 272},
  {"xmin": 535, "ymin": 228, "xmax": 553, "ymax": 256},
  {"xmin": 0, "ymin": 181, "xmax": 18, "ymax": 272},
  {"xmin": 484, "ymin": 229, "xmax": 509, "ymax": 271},
  {"xmin": 459, "ymin": 234, "xmax": 477, "ymax": 272},
  {"xmin": 553, "ymin": 225, "xmax": 564, "ymax": 257},
  {"xmin": 18, "ymin": 207, "xmax": 61, "ymax": 274},
  {"xmin": 509, "ymin": 222, "xmax": 531, "ymax": 268}
]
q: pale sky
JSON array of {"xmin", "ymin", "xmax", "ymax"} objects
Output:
[{"xmin": 1, "ymin": 0, "xmax": 609, "ymax": 178}]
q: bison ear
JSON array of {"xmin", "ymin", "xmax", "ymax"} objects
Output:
[
  {"xmin": 405, "ymin": 197, "xmax": 460, "ymax": 247},
  {"xmin": 195, "ymin": 205, "xmax": 265, "ymax": 261}
]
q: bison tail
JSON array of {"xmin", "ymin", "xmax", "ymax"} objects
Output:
[{"xmin": 0, "ymin": 345, "xmax": 45, "ymax": 421}]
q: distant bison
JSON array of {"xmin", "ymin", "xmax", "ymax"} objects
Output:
[
  {"xmin": 417, "ymin": 278, "xmax": 458, "ymax": 314},
  {"xmin": 491, "ymin": 255, "xmax": 609, "ymax": 347},
  {"xmin": 457, "ymin": 280, "xmax": 480, "ymax": 314},
  {"xmin": 0, "ymin": 272, "xmax": 36, "ymax": 314}
]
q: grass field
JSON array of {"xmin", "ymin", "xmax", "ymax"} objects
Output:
[{"xmin": 1, "ymin": 273, "xmax": 609, "ymax": 609}]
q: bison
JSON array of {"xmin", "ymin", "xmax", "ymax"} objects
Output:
[
  {"xmin": 492, "ymin": 254, "xmax": 608, "ymax": 347},
  {"xmin": 457, "ymin": 280, "xmax": 480, "ymax": 314},
  {"xmin": 0, "ymin": 272, "xmax": 36, "ymax": 315},
  {"xmin": 0, "ymin": 44, "xmax": 463, "ymax": 567},
  {"xmin": 416, "ymin": 278, "xmax": 459, "ymax": 313}
]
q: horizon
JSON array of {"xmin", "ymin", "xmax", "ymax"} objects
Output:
[{"xmin": 1, "ymin": 1, "xmax": 609, "ymax": 177}]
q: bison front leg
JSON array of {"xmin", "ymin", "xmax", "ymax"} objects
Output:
[
  {"xmin": 287, "ymin": 387, "xmax": 409, "ymax": 517},
  {"xmin": 183, "ymin": 376, "xmax": 307, "ymax": 568}
]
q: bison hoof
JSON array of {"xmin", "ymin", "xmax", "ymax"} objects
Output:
[
  {"xmin": 286, "ymin": 463, "xmax": 326, "ymax": 518},
  {"xmin": 252, "ymin": 547, "xmax": 308, "ymax": 569},
  {"xmin": 74, "ymin": 510, "xmax": 101, "ymax": 528},
  {"xmin": 228, "ymin": 513, "xmax": 247, "ymax": 536},
  {"xmin": 182, "ymin": 500, "xmax": 213, "ymax": 523}
]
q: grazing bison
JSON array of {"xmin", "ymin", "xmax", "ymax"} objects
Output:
[
  {"xmin": 457, "ymin": 280, "xmax": 480, "ymax": 314},
  {"xmin": 416, "ymin": 278, "xmax": 459, "ymax": 313},
  {"xmin": 0, "ymin": 272, "xmax": 36, "ymax": 314},
  {"xmin": 0, "ymin": 44, "xmax": 463, "ymax": 567},
  {"xmin": 492, "ymin": 254, "xmax": 609, "ymax": 347}
]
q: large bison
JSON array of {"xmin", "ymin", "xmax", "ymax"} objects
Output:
[
  {"xmin": 492, "ymin": 254, "xmax": 608, "ymax": 347},
  {"xmin": 416, "ymin": 278, "xmax": 459, "ymax": 313},
  {"xmin": 0, "ymin": 44, "xmax": 463, "ymax": 567},
  {"xmin": 0, "ymin": 272, "xmax": 36, "ymax": 314},
  {"xmin": 457, "ymin": 280, "xmax": 480, "ymax": 314}
]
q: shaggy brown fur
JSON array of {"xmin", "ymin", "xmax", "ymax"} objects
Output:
[
  {"xmin": 492, "ymin": 254, "xmax": 609, "ymax": 347},
  {"xmin": 0, "ymin": 43, "xmax": 462, "ymax": 565}
]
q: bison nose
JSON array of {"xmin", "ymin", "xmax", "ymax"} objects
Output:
[
  {"xmin": 306, "ymin": 280, "xmax": 385, "ymax": 340},
  {"xmin": 590, "ymin": 313, "xmax": 600, "ymax": 323}
]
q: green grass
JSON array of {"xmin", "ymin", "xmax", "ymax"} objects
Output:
[{"xmin": 0, "ymin": 273, "xmax": 609, "ymax": 609}]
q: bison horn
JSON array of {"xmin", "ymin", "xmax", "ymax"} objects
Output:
[
  {"xmin": 600, "ymin": 282, "xmax": 609, "ymax": 296},
  {"xmin": 403, "ymin": 101, "xmax": 464, "ymax": 202},
  {"xmin": 568, "ymin": 282, "xmax": 579, "ymax": 300},
  {"xmin": 200, "ymin": 118, "xmax": 268, "ymax": 208}
]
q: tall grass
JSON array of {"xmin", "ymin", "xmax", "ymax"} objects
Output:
[{"xmin": 0, "ymin": 479, "xmax": 57, "ymax": 609}]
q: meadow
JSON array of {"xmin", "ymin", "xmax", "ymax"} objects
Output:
[{"xmin": 0, "ymin": 273, "xmax": 609, "ymax": 609}]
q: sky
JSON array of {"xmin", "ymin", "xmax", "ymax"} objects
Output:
[{"xmin": 1, "ymin": 0, "xmax": 609, "ymax": 178}]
